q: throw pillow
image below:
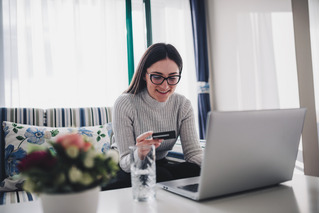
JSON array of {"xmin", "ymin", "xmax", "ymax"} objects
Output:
[{"xmin": 1, "ymin": 121, "xmax": 113, "ymax": 191}]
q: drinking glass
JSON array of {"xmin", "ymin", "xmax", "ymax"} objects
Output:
[{"xmin": 130, "ymin": 144, "xmax": 156, "ymax": 202}]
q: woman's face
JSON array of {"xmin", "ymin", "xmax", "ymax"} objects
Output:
[{"xmin": 145, "ymin": 58, "xmax": 180, "ymax": 102}]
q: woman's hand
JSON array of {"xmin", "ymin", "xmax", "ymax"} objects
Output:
[
  {"xmin": 135, "ymin": 131, "xmax": 163, "ymax": 159},
  {"xmin": 136, "ymin": 131, "xmax": 163, "ymax": 148}
]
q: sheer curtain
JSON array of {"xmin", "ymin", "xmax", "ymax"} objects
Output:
[
  {"xmin": 1, "ymin": 0, "xmax": 128, "ymax": 108},
  {"xmin": 131, "ymin": 0, "xmax": 148, "ymax": 68},
  {"xmin": 206, "ymin": 0, "xmax": 302, "ymax": 173}
]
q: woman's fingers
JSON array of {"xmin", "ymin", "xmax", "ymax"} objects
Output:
[
  {"xmin": 136, "ymin": 131, "xmax": 153, "ymax": 143},
  {"xmin": 136, "ymin": 131, "xmax": 163, "ymax": 147},
  {"xmin": 137, "ymin": 138, "xmax": 163, "ymax": 147},
  {"xmin": 153, "ymin": 139, "xmax": 163, "ymax": 148}
]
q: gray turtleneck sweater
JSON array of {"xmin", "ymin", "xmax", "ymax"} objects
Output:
[{"xmin": 112, "ymin": 89, "xmax": 203, "ymax": 173}]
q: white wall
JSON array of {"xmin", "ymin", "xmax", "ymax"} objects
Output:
[
  {"xmin": 291, "ymin": 0, "xmax": 318, "ymax": 176},
  {"xmin": 308, "ymin": 0, "xmax": 319, "ymax": 123}
]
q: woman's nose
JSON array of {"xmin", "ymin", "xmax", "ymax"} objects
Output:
[{"xmin": 159, "ymin": 79, "xmax": 170, "ymax": 88}]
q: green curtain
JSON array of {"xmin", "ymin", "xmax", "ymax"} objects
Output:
[
  {"xmin": 126, "ymin": 0, "xmax": 153, "ymax": 84},
  {"xmin": 126, "ymin": 0, "xmax": 134, "ymax": 84}
]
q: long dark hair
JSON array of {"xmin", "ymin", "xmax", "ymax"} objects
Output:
[{"xmin": 125, "ymin": 43, "xmax": 183, "ymax": 94}]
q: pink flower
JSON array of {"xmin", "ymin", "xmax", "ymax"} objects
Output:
[
  {"xmin": 83, "ymin": 141, "xmax": 92, "ymax": 152},
  {"xmin": 56, "ymin": 134, "xmax": 85, "ymax": 149},
  {"xmin": 18, "ymin": 151, "xmax": 57, "ymax": 172},
  {"xmin": 56, "ymin": 133, "xmax": 92, "ymax": 152}
]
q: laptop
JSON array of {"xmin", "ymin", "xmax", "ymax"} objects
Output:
[{"xmin": 158, "ymin": 108, "xmax": 306, "ymax": 201}]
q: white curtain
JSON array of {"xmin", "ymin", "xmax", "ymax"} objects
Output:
[
  {"xmin": 131, "ymin": 0, "xmax": 147, "ymax": 68},
  {"xmin": 210, "ymin": 11, "xmax": 299, "ymax": 111},
  {"xmin": 1, "ymin": 0, "xmax": 128, "ymax": 108},
  {"xmin": 206, "ymin": 0, "xmax": 302, "ymax": 173}
]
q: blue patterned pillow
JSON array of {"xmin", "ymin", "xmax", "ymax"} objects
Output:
[{"xmin": 1, "ymin": 121, "xmax": 113, "ymax": 191}]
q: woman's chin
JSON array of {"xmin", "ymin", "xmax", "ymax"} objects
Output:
[{"xmin": 156, "ymin": 93, "xmax": 171, "ymax": 102}]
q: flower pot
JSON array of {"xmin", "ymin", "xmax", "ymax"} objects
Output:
[{"xmin": 41, "ymin": 187, "xmax": 100, "ymax": 213}]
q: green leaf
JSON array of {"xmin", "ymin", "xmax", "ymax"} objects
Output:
[
  {"xmin": 12, "ymin": 123, "xmax": 17, "ymax": 127},
  {"xmin": 97, "ymin": 130, "xmax": 101, "ymax": 135},
  {"xmin": 97, "ymin": 136, "xmax": 101, "ymax": 142},
  {"xmin": 51, "ymin": 129, "xmax": 59, "ymax": 137},
  {"xmin": 17, "ymin": 126, "xmax": 24, "ymax": 129},
  {"xmin": 16, "ymin": 136, "xmax": 25, "ymax": 141},
  {"xmin": 100, "ymin": 134, "xmax": 106, "ymax": 138},
  {"xmin": 13, "ymin": 128, "xmax": 18, "ymax": 134}
]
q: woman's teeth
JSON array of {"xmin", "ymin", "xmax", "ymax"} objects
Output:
[{"xmin": 157, "ymin": 90, "xmax": 169, "ymax": 94}]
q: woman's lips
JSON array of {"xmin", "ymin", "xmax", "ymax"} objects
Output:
[{"xmin": 157, "ymin": 89, "xmax": 170, "ymax": 94}]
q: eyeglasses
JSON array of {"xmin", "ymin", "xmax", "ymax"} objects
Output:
[{"xmin": 147, "ymin": 73, "xmax": 181, "ymax": 85}]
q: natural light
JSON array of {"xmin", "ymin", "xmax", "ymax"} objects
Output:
[{"xmin": 2, "ymin": 0, "xmax": 198, "ymax": 112}]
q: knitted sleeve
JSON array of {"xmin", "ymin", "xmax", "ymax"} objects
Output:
[
  {"xmin": 179, "ymin": 100, "xmax": 203, "ymax": 166},
  {"xmin": 112, "ymin": 94, "xmax": 135, "ymax": 172}
]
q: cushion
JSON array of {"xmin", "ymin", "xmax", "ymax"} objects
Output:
[
  {"xmin": 0, "ymin": 107, "xmax": 46, "ymax": 184},
  {"xmin": 1, "ymin": 121, "xmax": 113, "ymax": 192}
]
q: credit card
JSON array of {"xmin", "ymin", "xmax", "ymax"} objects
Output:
[{"xmin": 152, "ymin": 130, "xmax": 176, "ymax": 140}]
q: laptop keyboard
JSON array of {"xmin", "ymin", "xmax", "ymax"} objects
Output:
[{"xmin": 178, "ymin": 183, "xmax": 199, "ymax": 192}]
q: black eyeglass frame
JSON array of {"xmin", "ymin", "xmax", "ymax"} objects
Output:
[{"xmin": 146, "ymin": 73, "xmax": 181, "ymax": 85}]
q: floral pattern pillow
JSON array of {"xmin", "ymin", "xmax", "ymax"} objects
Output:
[{"xmin": 1, "ymin": 121, "xmax": 113, "ymax": 191}]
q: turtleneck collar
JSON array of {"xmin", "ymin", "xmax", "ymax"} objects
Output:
[{"xmin": 140, "ymin": 88, "xmax": 171, "ymax": 108}]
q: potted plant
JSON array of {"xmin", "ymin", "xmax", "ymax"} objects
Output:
[{"xmin": 18, "ymin": 133, "xmax": 119, "ymax": 213}]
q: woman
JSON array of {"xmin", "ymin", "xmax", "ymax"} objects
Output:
[{"xmin": 107, "ymin": 43, "xmax": 202, "ymax": 189}]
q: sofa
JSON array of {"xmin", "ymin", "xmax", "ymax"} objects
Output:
[
  {"xmin": 0, "ymin": 106, "xmax": 184, "ymax": 205},
  {"xmin": 0, "ymin": 107, "xmax": 113, "ymax": 205}
]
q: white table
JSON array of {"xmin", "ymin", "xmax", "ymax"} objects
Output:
[{"xmin": 1, "ymin": 174, "xmax": 318, "ymax": 213}]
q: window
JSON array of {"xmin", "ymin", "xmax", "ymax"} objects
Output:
[
  {"xmin": 1, "ymin": 0, "xmax": 127, "ymax": 108},
  {"xmin": 1, "ymin": 0, "xmax": 198, "ymax": 119}
]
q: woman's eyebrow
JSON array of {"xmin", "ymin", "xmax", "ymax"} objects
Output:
[{"xmin": 150, "ymin": 71, "xmax": 179, "ymax": 75}]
